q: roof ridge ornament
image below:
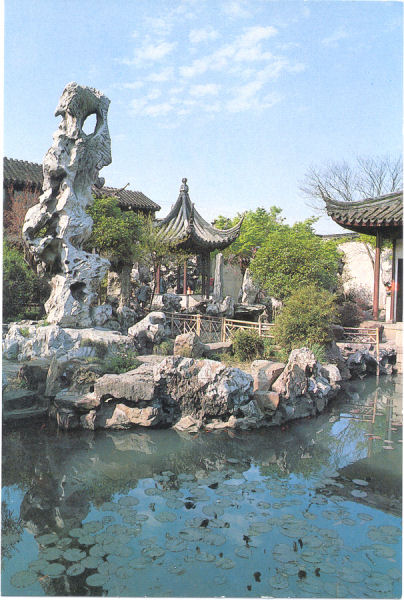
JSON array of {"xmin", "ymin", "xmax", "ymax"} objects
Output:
[{"xmin": 180, "ymin": 177, "xmax": 189, "ymax": 193}]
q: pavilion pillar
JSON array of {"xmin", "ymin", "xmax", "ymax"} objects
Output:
[
  {"xmin": 155, "ymin": 264, "xmax": 161, "ymax": 295},
  {"xmin": 206, "ymin": 252, "xmax": 211, "ymax": 298},
  {"xmin": 183, "ymin": 259, "xmax": 187, "ymax": 295},
  {"xmin": 176, "ymin": 265, "xmax": 181, "ymax": 294},
  {"xmin": 372, "ymin": 230, "xmax": 382, "ymax": 320},
  {"xmin": 390, "ymin": 239, "xmax": 396, "ymax": 322}
]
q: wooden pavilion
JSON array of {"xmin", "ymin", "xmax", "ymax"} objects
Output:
[
  {"xmin": 325, "ymin": 190, "xmax": 403, "ymax": 322},
  {"xmin": 155, "ymin": 178, "xmax": 243, "ymax": 297}
]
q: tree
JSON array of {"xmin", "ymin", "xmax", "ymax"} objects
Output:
[
  {"xmin": 214, "ymin": 206, "xmax": 284, "ymax": 269},
  {"xmin": 85, "ymin": 196, "xmax": 144, "ymax": 308},
  {"xmin": 4, "ymin": 184, "xmax": 40, "ymax": 250},
  {"xmin": 249, "ymin": 219, "xmax": 341, "ymax": 300},
  {"xmin": 300, "ymin": 155, "xmax": 402, "ymax": 209},
  {"xmin": 272, "ymin": 284, "xmax": 338, "ymax": 354}
]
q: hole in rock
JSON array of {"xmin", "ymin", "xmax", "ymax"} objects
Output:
[{"xmin": 82, "ymin": 113, "xmax": 97, "ymax": 135}]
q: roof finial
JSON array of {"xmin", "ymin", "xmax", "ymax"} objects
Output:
[{"xmin": 180, "ymin": 177, "xmax": 188, "ymax": 193}]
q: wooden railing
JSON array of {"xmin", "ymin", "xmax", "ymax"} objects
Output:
[{"xmin": 166, "ymin": 312, "xmax": 274, "ymax": 343}]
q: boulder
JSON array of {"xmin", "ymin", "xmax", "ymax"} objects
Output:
[
  {"xmin": 173, "ymin": 415, "xmax": 201, "ymax": 432},
  {"xmin": 3, "ymin": 323, "xmax": 132, "ymax": 362},
  {"xmin": 173, "ymin": 332, "xmax": 206, "ymax": 358},
  {"xmin": 162, "ymin": 293, "xmax": 182, "ymax": 313},
  {"xmin": 233, "ymin": 304, "xmax": 266, "ymax": 321},
  {"xmin": 46, "ymin": 357, "xmax": 105, "ymax": 397},
  {"xmin": 253, "ymin": 390, "xmax": 280, "ymax": 414},
  {"xmin": 203, "ymin": 341, "xmax": 233, "ymax": 358},
  {"xmin": 241, "ymin": 269, "xmax": 260, "ymax": 304},
  {"xmin": 18, "ymin": 359, "xmax": 51, "ymax": 394},
  {"xmin": 128, "ymin": 312, "xmax": 166, "ymax": 353},
  {"xmin": 250, "ymin": 360, "xmax": 285, "ymax": 392},
  {"xmin": 94, "ymin": 364, "xmax": 156, "ymax": 404},
  {"xmin": 320, "ymin": 364, "xmax": 342, "ymax": 387}
]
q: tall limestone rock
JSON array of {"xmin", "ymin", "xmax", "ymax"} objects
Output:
[{"xmin": 23, "ymin": 82, "xmax": 113, "ymax": 327}]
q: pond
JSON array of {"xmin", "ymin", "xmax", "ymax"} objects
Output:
[{"xmin": 2, "ymin": 374, "xmax": 402, "ymax": 597}]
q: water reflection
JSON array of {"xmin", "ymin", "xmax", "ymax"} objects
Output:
[{"xmin": 2, "ymin": 375, "xmax": 402, "ymax": 597}]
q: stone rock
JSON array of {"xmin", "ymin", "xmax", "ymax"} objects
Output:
[
  {"xmin": 173, "ymin": 333, "xmax": 206, "ymax": 358},
  {"xmin": 203, "ymin": 341, "xmax": 233, "ymax": 358},
  {"xmin": 324, "ymin": 341, "xmax": 351, "ymax": 380},
  {"xmin": 271, "ymin": 348, "xmax": 336, "ymax": 423},
  {"xmin": 3, "ymin": 323, "xmax": 132, "ymax": 362},
  {"xmin": 250, "ymin": 360, "xmax": 285, "ymax": 392},
  {"xmin": 162, "ymin": 293, "xmax": 182, "ymax": 313},
  {"xmin": 128, "ymin": 312, "xmax": 166, "ymax": 353},
  {"xmin": 94, "ymin": 403, "xmax": 161, "ymax": 429},
  {"xmin": 320, "ymin": 364, "xmax": 342, "ymax": 387},
  {"xmin": 213, "ymin": 253, "xmax": 224, "ymax": 300},
  {"xmin": 94, "ymin": 364, "xmax": 156, "ymax": 404},
  {"xmin": 22, "ymin": 82, "xmax": 113, "ymax": 327},
  {"xmin": 92, "ymin": 304, "xmax": 113, "ymax": 327},
  {"xmin": 106, "ymin": 271, "xmax": 121, "ymax": 305},
  {"xmin": 233, "ymin": 304, "xmax": 266, "ymax": 321},
  {"xmin": 206, "ymin": 302, "xmax": 220, "ymax": 316},
  {"xmin": 2, "ymin": 372, "xmax": 7, "ymax": 391},
  {"xmin": 241, "ymin": 269, "xmax": 260, "ymax": 304},
  {"xmin": 18, "ymin": 359, "xmax": 51, "ymax": 394},
  {"xmin": 173, "ymin": 415, "xmax": 201, "ymax": 432},
  {"xmin": 253, "ymin": 390, "xmax": 280, "ymax": 414},
  {"xmin": 136, "ymin": 284, "xmax": 152, "ymax": 306},
  {"xmin": 205, "ymin": 296, "xmax": 234, "ymax": 318},
  {"xmin": 54, "ymin": 390, "xmax": 100, "ymax": 412},
  {"xmin": 46, "ymin": 357, "xmax": 104, "ymax": 397},
  {"xmin": 116, "ymin": 306, "xmax": 138, "ymax": 333}
]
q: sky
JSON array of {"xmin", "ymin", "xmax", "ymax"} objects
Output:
[{"xmin": 3, "ymin": 0, "xmax": 403, "ymax": 234}]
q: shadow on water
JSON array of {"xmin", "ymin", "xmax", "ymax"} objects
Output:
[{"xmin": 2, "ymin": 374, "xmax": 402, "ymax": 597}]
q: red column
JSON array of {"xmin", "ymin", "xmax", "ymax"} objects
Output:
[
  {"xmin": 390, "ymin": 239, "xmax": 396, "ymax": 322},
  {"xmin": 183, "ymin": 260, "xmax": 187, "ymax": 295},
  {"xmin": 372, "ymin": 230, "xmax": 382, "ymax": 320}
]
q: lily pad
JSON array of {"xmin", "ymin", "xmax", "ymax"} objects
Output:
[
  {"xmin": 202, "ymin": 504, "xmax": 224, "ymax": 517},
  {"xmin": 66, "ymin": 563, "xmax": 85, "ymax": 577},
  {"xmin": 155, "ymin": 510, "xmax": 177, "ymax": 522},
  {"xmin": 81, "ymin": 556, "xmax": 103, "ymax": 569},
  {"xmin": 216, "ymin": 557, "xmax": 235, "ymax": 569},
  {"xmin": 269, "ymin": 574, "xmax": 288, "ymax": 589},
  {"xmin": 352, "ymin": 478, "xmax": 368, "ymax": 486},
  {"xmin": 116, "ymin": 565, "xmax": 135, "ymax": 579},
  {"xmin": 64, "ymin": 548, "xmax": 87, "ymax": 562},
  {"xmin": 77, "ymin": 534, "xmax": 95, "ymax": 546},
  {"xmin": 69, "ymin": 527, "xmax": 83, "ymax": 538},
  {"xmin": 10, "ymin": 570, "xmax": 38, "ymax": 588},
  {"xmin": 350, "ymin": 489, "xmax": 367, "ymax": 498},
  {"xmin": 57, "ymin": 537, "xmax": 72, "ymax": 548},
  {"xmin": 86, "ymin": 573, "xmax": 109, "ymax": 587},
  {"xmin": 372, "ymin": 543, "xmax": 396, "ymax": 558},
  {"xmin": 323, "ymin": 582, "xmax": 348, "ymax": 597},
  {"xmin": 100, "ymin": 501, "xmax": 117, "ymax": 511},
  {"xmin": 118, "ymin": 495, "xmax": 139, "ymax": 507},
  {"xmin": 42, "ymin": 562, "xmax": 66, "ymax": 578},
  {"xmin": 29, "ymin": 558, "xmax": 50, "ymax": 572},
  {"xmin": 366, "ymin": 572, "xmax": 393, "ymax": 593},
  {"xmin": 82, "ymin": 521, "xmax": 103, "ymax": 533},
  {"xmin": 144, "ymin": 487, "xmax": 161, "ymax": 496},
  {"xmin": 36, "ymin": 533, "xmax": 59, "ymax": 546},
  {"xmin": 142, "ymin": 545, "xmax": 165, "ymax": 559},
  {"xmin": 41, "ymin": 547, "xmax": 62, "ymax": 561},
  {"xmin": 235, "ymin": 545, "xmax": 252, "ymax": 559},
  {"xmin": 195, "ymin": 551, "xmax": 216, "ymax": 562},
  {"xmin": 166, "ymin": 538, "xmax": 187, "ymax": 552}
]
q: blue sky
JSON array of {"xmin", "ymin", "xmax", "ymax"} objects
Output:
[{"xmin": 4, "ymin": 0, "xmax": 402, "ymax": 233}]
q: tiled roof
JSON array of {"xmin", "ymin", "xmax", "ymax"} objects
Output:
[
  {"xmin": 155, "ymin": 178, "xmax": 243, "ymax": 252},
  {"xmin": 325, "ymin": 191, "xmax": 403, "ymax": 235},
  {"xmin": 3, "ymin": 157, "xmax": 160, "ymax": 213},
  {"xmin": 4, "ymin": 157, "xmax": 43, "ymax": 187}
]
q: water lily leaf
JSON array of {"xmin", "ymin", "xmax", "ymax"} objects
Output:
[
  {"xmin": 29, "ymin": 558, "xmax": 50, "ymax": 573},
  {"xmin": 357, "ymin": 512, "xmax": 373, "ymax": 521},
  {"xmin": 118, "ymin": 495, "xmax": 139, "ymax": 507},
  {"xmin": 167, "ymin": 563, "xmax": 186, "ymax": 575},
  {"xmin": 235, "ymin": 545, "xmax": 252, "ymax": 559},
  {"xmin": 81, "ymin": 556, "xmax": 103, "ymax": 570},
  {"xmin": 166, "ymin": 538, "xmax": 187, "ymax": 552},
  {"xmin": 272, "ymin": 543, "xmax": 297, "ymax": 563},
  {"xmin": 340, "ymin": 565, "xmax": 365, "ymax": 583},
  {"xmin": 56, "ymin": 537, "xmax": 72, "ymax": 548},
  {"xmin": 36, "ymin": 533, "xmax": 59, "ymax": 546},
  {"xmin": 41, "ymin": 547, "xmax": 62, "ymax": 561},
  {"xmin": 342, "ymin": 518, "xmax": 355, "ymax": 526},
  {"xmin": 106, "ymin": 524, "xmax": 129, "ymax": 535},
  {"xmin": 10, "ymin": 570, "xmax": 38, "ymax": 588},
  {"xmin": 203, "ymin": 532, "xmax": 226, "ymax": 546},
  {"xmin": 216, "ymin": 557, "xmax": 235, "ymax": 569},
  {"xmin": 179, "ymin": 529, "xmax": 203, "ymax": 542},
  {"xmin": 69, "ymin": 527, "xmax": 83, "ymax": 538},
  {"xmin": 86, "ymin": 573, "xmax": 109, "ymax": 587},
  {"xmin": 323, "ymin": 582, "xmax": 348, "ymax": 597},
  {"xmin": 100, "ymin": 502, "xmax": 117, "ymax": 511},
  {"xmin": 269, "ymin": 574, "xmax": 288, "ymax": 589},
  {"xmin": 142, "ymin": 545, "xmax": 165, "ymax": 559},
  {"xmin": 135, "ymin": 513, "xmax": 149, "ymax": 522},
  {"xmin": 366, "ymin": 572, "xmax": 393, "ymax": 593},
  {"xmin": 202, "ymin": 505, "xmax": 224, "ymax": 517},
  {"xmin": 155, "ymin": 510, "xmax": 177, "ymax": 522},
  {"xmin": 64, "ymin": 548, "xmax": 86, "ymax": 562},
  {"xmin": 116, "ymin": 565, "xmax": 135, "ymax": 579},
  {"xmin": 66, "ymin": 563, "xmax": 85, "ymax": 576},
  {"xmin": 350, "ymin": 489, "xmax": 367, "ymax": 498},
  {"xmin": 144, "ymin": 487, "xmax": 161, "ymax": 496},
  {"xmin": 89, "ymin": 543, "xmax": 106, "ymax": 557},
  {"xmin": 368, "ymin": 525, "xmax": 400, "ymax": 543},
  {"xmin": 166, "ymin": 498, "xmax": 183, "ymax": 510},
  {"xmin": 372, "ymin": 543, "xmax": 396, "ymax": 558},
  {"xmin": 131, "ymin": 557, "xmax": 151, "ymax": 569},
  {"xmin": 195, "ymin": 551, "xmax": 216, "ymax": 562},
  {"xmin": 42, "ymin": 562, "xmax": 66, "ymax": 578},
  {"xmin": 77, "ymin": 534, "xmax": 95, "ymax": 546},
  {"xmin": 352, "ymin": 478, "xmax": 368, "ymax": 486},
  {"xmin": 82, "ymin": 521, "xmax": 103, "ymax": 533}
]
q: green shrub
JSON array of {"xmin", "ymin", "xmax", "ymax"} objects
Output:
[
  {"xmin": 153, "ymin": 340, "xmax": 174, "ymax": 356},
  {"xmin": 232, "ymin": 329, "xmax": 264, "ymax": 362},
  {"xmin": 273, "ymin": 285, "xmax": 337, "ymax": 354},
  {"xmin": 309, "ymin": 343, "xmax": 327, "ymax": 364},
  {"xmin": 337, "ymin": 300, "xmax": 364, "ymax": 328},
  {"xmin": 262, "ymin": 337, "xmax": 276, "ymax": 360},
  {"xmin": 102, "ymin": 350, "xmax": 140, "ymax": 374},
  {"xmin": 19, "ymin": 327, "xmax": 30, "ymax": 338},
  {"xmin": 80, "ymin": 338, "xmax": 109, "ymax": 358}
]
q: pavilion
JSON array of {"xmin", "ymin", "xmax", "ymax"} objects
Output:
[
  {"xmin": 325, "ymin": 190, "xmax": 403, "ymax": 322},
  {"xmin": 155, "ymin": 178, "xmax": 243, "ymax": 297}
]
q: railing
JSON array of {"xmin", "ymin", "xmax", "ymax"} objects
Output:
[
  {"xmin": 341, "ymin": 326, "xmax": 381, "ymax": 376},
  {"xmin": 166, "ymin": 312, "xmax": 275, "ymax": 343}
]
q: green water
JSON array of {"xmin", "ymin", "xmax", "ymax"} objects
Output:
[{"xmin": 2, "ymin": 375, "xmax": 402, "ymax": 597}]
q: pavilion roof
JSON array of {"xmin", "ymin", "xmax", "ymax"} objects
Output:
[
  {"xmin": 3, "ymin": 157, "xmax": 160, "ymax": 213},
  {"xmin": 155, "ymin": 178, "xmax": 243, "ymax": 252},
  {"xmin": 325, "ymin": 190, "xmax": 403, "ymax": 236}
]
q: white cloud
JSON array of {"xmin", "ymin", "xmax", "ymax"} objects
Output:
[
  {"xmin": 144, "ymin": 102, "xmax": 174, "ymax": 117},
  {"xmin": 322, "ymin": 28, "xmax": 349, "ymax": 47},
  {"xmin": 189, "ymin": 28, "xmax": 219, "ymax": 44},
  {"xmin": 238, "ymin": 25, "xmax": 278, "ymax": 47},
  {"xmin": 146, "ymin": 67, "xmax": 174, "ymax": 82},
  {"xmin": 123, "ymin": 41, "xmax": 177, "ymax": 65},
  {"xmin": 222, "ymin": 0, "xmax": 252, "ymax": 19},
  {"xmin": 189, "ymin": 83, "xmax": 221, "ymax": 96}
]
